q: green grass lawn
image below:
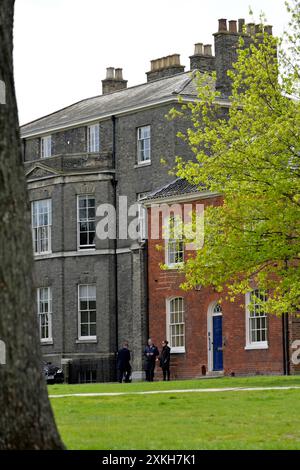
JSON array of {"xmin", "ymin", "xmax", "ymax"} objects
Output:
[{"xmin": 50, "ymin": 376, "xmax": 300, "ymax": 450}]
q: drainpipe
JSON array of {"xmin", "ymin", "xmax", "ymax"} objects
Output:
[
  {"xmin": 282, "ymin": 312, "xmax": 290, "ymax": 375},
  {"xmin": 282, "ymin": 259, "xmax": 290, "ymax": 376},
  {"xmin": 111, "ymin": 115, "xmax": 119, "ymax": 375}
]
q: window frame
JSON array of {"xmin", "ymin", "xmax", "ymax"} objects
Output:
[
  {"xmin": 164, "ymin": 215, "xmax": 184, "ymax": 268},
  {"xmin": 78, "ymin": 284, "xmax": 97, "ymax": 341},
  {"xmin": 77, "ymin": 195, "xmax": 96, "ymax": 251},
  {"xmin": 166, "ymin": 297, "xmax": 186, "ymax": 354},
  {"xmin": 137, "ymin": 192, "xmax": 150, "ymax": 241},
  {"xmin": 137, "ymin": 125, "xmax": 151, "ymax": 164},
  {"xmin": 245, "ymin": 290, "xmax": 269, "ymax": 350},
  {"xmin": 41, "ymin": 135, "xmax": 52, "ymax": 158},
  {"xmin": 31, "ymin": 199, "xmax": 52, "ymax": 255},
  {"xmin": 37, "ymin": 287, "xmax": 53, "ymax": 343},
  {"xmin": 87, "ymin": 124, "xmax": 100, "ymax": 153}
]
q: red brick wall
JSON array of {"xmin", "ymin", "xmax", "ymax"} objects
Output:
[{"xmin": 147, "ymin": 196, "xmax": 284, "ymax": 379}]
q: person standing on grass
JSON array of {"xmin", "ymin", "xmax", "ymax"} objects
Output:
[
  {"xmin": 159, "ymin": 340, "xmax": 171, "ymax": 381},
  {"xmin": 144, "ymin": 338, "xmax": 159, "ymax": 382},
  {"xmin": 117, "ymin": 341, "xmax": 132, "ymax": 383}
]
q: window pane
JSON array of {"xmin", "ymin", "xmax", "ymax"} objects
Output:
[
  {"xmin": 80, "ymin": 233, "xmax": 88, "ymax": 246},
  {"xmin": 90, "ymin": 324, "xmax": 97, "ymax": 336},
  {"xmin": 88, "ymin": 285, "xmax": 96, "ymax": 299},
  {"xmin": 81, "ymin": 324, "xmax": 89, "ymax": 337},
  {"xmin": 81, "ymin": 311, "xmax": 89, "ymax": 323},
  {"xmin": 80, "ymin": 300, "xmax": 88, "ymax": 311},
  {"xmin": 79, "ymin": 285, "xmax": 88, "ymax": 299}
]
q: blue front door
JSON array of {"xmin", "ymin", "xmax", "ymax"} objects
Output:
[{"xmin": 213, "ymin": 315, "xmax": 223, "ymax": 371}]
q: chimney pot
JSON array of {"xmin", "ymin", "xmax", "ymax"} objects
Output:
[
  {"xmin": 203, "ymin": 44, "xmax": 212, "ymax": 56},
  {"xmin": 172, "ymin": 54, "xmax": 180, "ymax": 66},
  {"xmin": 229, "ymin": 20, "xmax": 237, "ymax": 33},
  {"xmin": 165, "ymin": 56, "xmax": 171, "ymax": 67},
  {"xmin": 264, "ymin": 25, "xmax": 273, "ymax": 35},
  {"xmin": 255, "ymin": 24, "xmax": 263, "ymax": 34},
  {"xmin": 247, "ymin": 23, "xmax": 255, "ymax": 35},
  {"xmin": 106, "ymin": 67, "xmax": 115, "ymax": 79},
  {"xmin": 194, "ymin": 43, "xmax": 204, "ymax": 55},
  {"xmin": 115, "ymin": 68, "xmax": 123, "ymax": 80},
  {"xmin": 238, "ymin": 18, "xmax": 245, "ymax": 33},
  {"xmin": 218, "ymin": 18, "xmax": 227, "ymax": 32}
]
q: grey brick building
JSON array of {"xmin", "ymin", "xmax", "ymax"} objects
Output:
[{"xmin": 21, "ymin": 18, "xmax": 269, "ymax": 382}]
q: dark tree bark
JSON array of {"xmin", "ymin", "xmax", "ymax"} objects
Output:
[{"xmin": 0, "ymin": 0, "xmax": 64, "ymax": 449}]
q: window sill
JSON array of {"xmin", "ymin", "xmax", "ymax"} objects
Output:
[
  {"xmin": 171, "ymin": 347, "xmax": 185, "ymax": 354},
  {"xmin": 78, "ymin": 247, "xmax": 96, "ymax": 252},
  {"xmin": 165, "ymin": 263, "xmax": 184, "ymax": 270},
  {"xmin": 134, "ymin": 161, "xmax": 152, "ymax": 168},
  {"xmin": 34, "ymin": 251, "xmax": 52, "ymax": 258},
  {"xmin": 245, "ymin": 342, "xmax": 269, "ymax": 350},
  {"xmin": 41, "ymin": 340, "xmax": 53, "ymax": 345},
  {"xmin": 76, "ymin": 338, "xmax": 98, "ymax": 344}
]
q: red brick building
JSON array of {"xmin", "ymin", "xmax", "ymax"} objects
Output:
[{"xmin": 143, "ymin": 179, "xmax": 300, "ymax": 378}]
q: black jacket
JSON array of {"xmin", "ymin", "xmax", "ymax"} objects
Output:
[
  {"xmin": 144, "ymin": 345, "xmax": 159, "ymax": 364},
  {"xmin": 117, "ymin": 347, "xmax": 131, "ymax": 369},
  {"xmin": 159, "ymin": 346, "xmax": 171, "ymax": 368}
]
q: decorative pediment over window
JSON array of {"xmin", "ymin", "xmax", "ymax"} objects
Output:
[{"xmin": 26, "ymin": 164, "xmax": 61, "ymax": 181}]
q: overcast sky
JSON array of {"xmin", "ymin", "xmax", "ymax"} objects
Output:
[{"xmin": 14, "ymin": 0, "xmax": 289, "ymax": 125}]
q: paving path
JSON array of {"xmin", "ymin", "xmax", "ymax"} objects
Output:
[{"xmin": 49, "ymin": 385, "xmax": 300, "ymax": 399}]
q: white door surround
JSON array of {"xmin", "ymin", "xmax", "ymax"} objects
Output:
[{"xmin": 207, "ymin": 302, "xmax": 223, "ymax": 373}]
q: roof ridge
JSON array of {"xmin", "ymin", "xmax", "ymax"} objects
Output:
[{"xmin": 172, "ymin": 71, "xmax": 198, "ymax": 95}]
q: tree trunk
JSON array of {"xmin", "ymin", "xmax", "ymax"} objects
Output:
[{"xmin": 0, "ymin": 0, "xmax": 64, "ymax": 449}]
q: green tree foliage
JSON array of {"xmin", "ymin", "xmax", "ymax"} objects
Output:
[{"xmin": 170, "ymin": 1, "xmax": 300, "ymax": 315}]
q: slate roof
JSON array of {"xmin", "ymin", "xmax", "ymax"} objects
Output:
[
  {"xmin": 21, "ymin": 71, "xmax": 211, "ymax": 137},
  {"xmin": 142, "ymin": 178, "xmax": 205, "ymax": 201}
]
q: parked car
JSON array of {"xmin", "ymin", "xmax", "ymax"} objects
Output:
[{"xmin": 43, "ymin": 362, "xmax": 64, "ymax": 384}]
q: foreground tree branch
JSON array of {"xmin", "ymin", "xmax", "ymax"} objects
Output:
[{"xmin": 0, "ymin": 0, "xmax": 64, "ymax": 449}]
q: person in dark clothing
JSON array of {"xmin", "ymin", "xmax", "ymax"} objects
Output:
[
  {"xmin": 159, "ymin": 340, "xmax": 171, "ymax": 381},
  {"xmin": 144, "ymin": 338, "xmax": 159, "ymax": 382},
  {"xmin": 117, "ymin": 341, "xmax": 132, "ymax": 383}
]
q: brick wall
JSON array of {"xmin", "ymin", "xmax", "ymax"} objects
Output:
[{"xmin": 148, "ymin": 195, "xmax": 285, "ymax": 379}]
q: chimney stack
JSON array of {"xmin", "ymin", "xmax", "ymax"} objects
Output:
[
  {"xmin": 214, "ymin": 17, "xmax": 273, "ymax": 98},
  {"xmin": 190, "ymin": 43, "xmax": 215, "ymax": 73},
  {"xmin": 238, "ymin": 18, "xmax": 245, "ymax": 33},
  {"xmin": 146, "ymin": 54, "xmax": 185, "ymax": 82},
  {"xmin": 102, "ymin": 67, "xmax": 128, "ymax": 95},
  {"xmin": 214, "ymin": 18, "xmax": 253, "ymax": 98}
]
